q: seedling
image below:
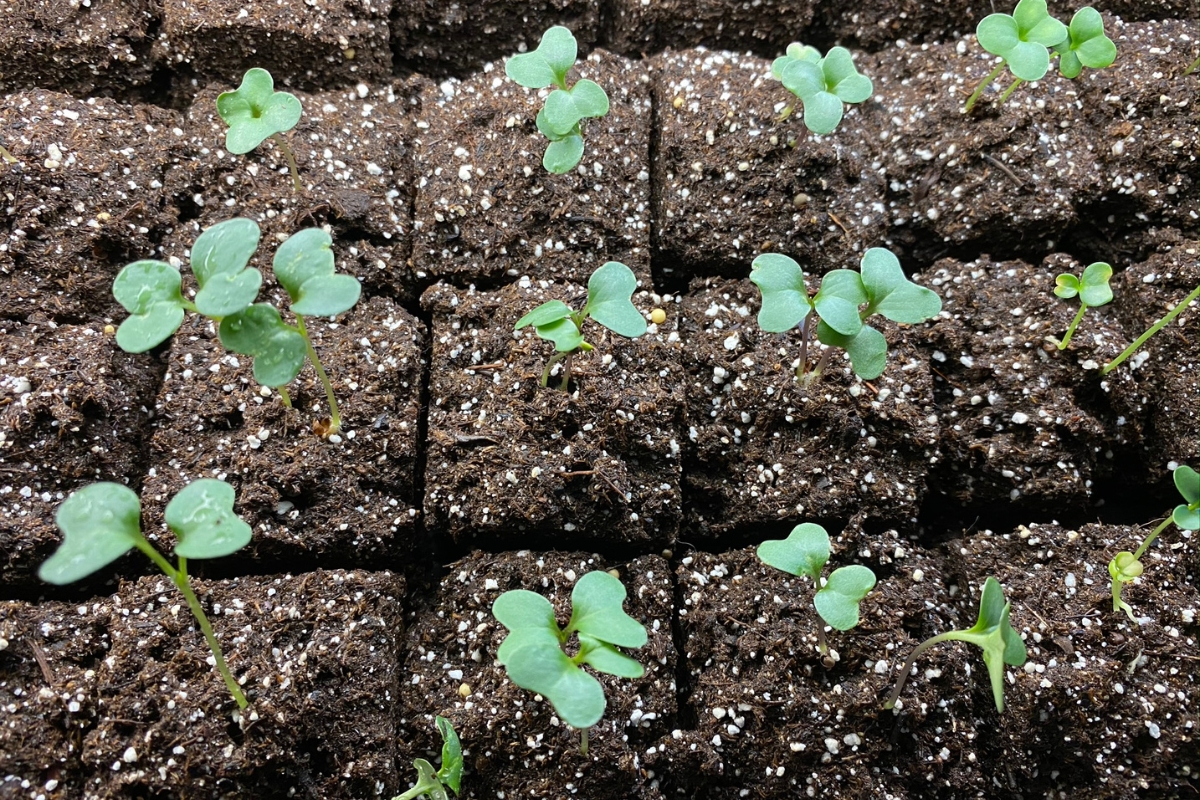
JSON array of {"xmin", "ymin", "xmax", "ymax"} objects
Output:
[
  {"xmin": 514, "ymin": 261, "xmax": 646, "ymax": 389},
  {"xmin": 492, "ymin": 570, "xmax": 647, "ymax": 755},
  {"xmin": 884, "ymin": 576, "xmax": 1027, "ymax": 713},
  {"xmin": 112, "ymin": 218, "xmax": 361, "ymax": 434},
  {"xmin": 757, "ymin": 523, "xmax": 876, "ymax": 657},
  {"xmin": 1101, "ymin": 282, "xmax": 1200, "ymax": 375},
  {"xmin": 751, "ymin": 247, "xmax": 942, "ymax": 382},
  {"xmin": 772, "ymin": 44, "xmax": 873, "ymax": 135},
  {"xmin": 1109, "ymin": 465, "xmax": 1199, "ymax": 620},
  {"xmin": 1053, "ymin": 8, "xmax": 1118, "ymax": 80},
  {"xmin": 392, "ymin": 716, "xmax": 462, "ymax": 800},
  {"xmin": 39, "ymin": 480, "xmax": 252, "ymax": 709},
  {"xmin": 0, "ymin": 143, "xmax": 15, "ymax": 164},
  {"xmin": 217, "ymin": 67, "xmax": 303, "ymax": 192},
  {"xmin": 1052, "ymin": 261, "xmax": 1113, "ymax": 349},
  {"xmin": 505, "ymin": 26, "xmax": 609, "ymax": 173}
]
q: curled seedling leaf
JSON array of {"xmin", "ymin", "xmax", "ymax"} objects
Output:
[
  {"xmin": 775, "ymin": 44, "xmax": 873, "ymax": 134},
  {"xmin": 1052, "ymin": 261, "xmax": 1113, "ymax": 349},
  {"xmin": 217, "ymin": 67, "xmax": 303, "ymax": 190},
  {"xmin": 392, "ymin": 716, "xmax": 462, "ymax": 800}
]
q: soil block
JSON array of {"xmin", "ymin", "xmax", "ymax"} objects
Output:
[
  {"xmin": 0, "ymin": 569, "xmax": 405, "ymax": 799},
  {"xmin": 605, "ymin": 1, "xmax": 813, "ymax": 58},
  {"xmin": 422, "ymin": 279, "xmax": 683, "ymax": 549},
  {"xmin": 392, "ymin": 0, "xmax": 600, "ymax": 77},
  {"xmin": 155, "ymin": 0, "xmax": 392, "ymax": 92},
  {"xmin": 0, "ymin": 91, "xmax": 180, "ymax": 323},
  {"xmin": 411, "ymin": 50, "xmax": 652, "ymax": 285},
  {"xmin": 0, "ymin": 317, "xmax": 161, "ymax": 589},
  {"xmin": 680, "ymin": 277, "xmax": 939, "ymax": 540},
  {"xmin": 397, "ymin": 550, "xmax": 675, "ymax": 800},
  {"xmin": 140, "ymin": 295, "xmax": 424, "ymax": 571},
  {"xmin": 653, "ymin": 49, "xmax": 886, "ymax": 288}
]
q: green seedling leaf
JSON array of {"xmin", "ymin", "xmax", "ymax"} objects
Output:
[
  {"xmin": 771, "ymin": 42, "xmax": 821, "ymax": 78},
  {"xmin": 515, "ymin": 300, "xmax": 574, "ymax": 330},
  {"xmin": 822, "ymin": 47, "xmax": 874, "ymax": 104},
  {"xmin": 273, "ymin": 227, "xmax": 362, "ymax": 317},
  {"xmin": 817, "ymin": 321, "xmax": 888, "ymax": 380},
  {"xmin": 813, "ymin": 269, "xmax": 867, "ymax": 336},
  {"xmin": 1173, "ymin": 465, "xmax": 1200, "ymax": 530},
  {"xmin": 1077, "ymin": 262, "xmax": 1114, "ymax": 308},
  {"xmin": 779, "ymin": 46, "xmax": 872, "ymax": 134},
  {"xmin": 976, "ymin": 0, "xmax": 1068, "ymax": 82},
  {"xmin": 493, "ymin": 588, "xmax": 558, "ymax": 634},
  {"xmin": 542, "ymin": 81, "xmax": 610, "ymax": 137},
  {"xmin": 39, "ymin": 483, "xmax": 143, "ymax": 585},
  {"xmin": 567, "ymin": 570, "xmax": 648, "ymax": 648},
  {"xmin": 1053, "ymin": 273, "xmax": 1081, "ymax": 298},
  {"xmin": 113, "ymin": 260, "xmax": 187, "ymax": 352},
  {"xmin": 756, "ymin": 522, "xmax": 831, "ymax": 582},
  {"xmin": 191, "ymin": 218, "xmax": 263, "ymax": 318},
  {"xmin": 1055, "ymin": 7, "xmax": 1117, "ymax": 78},
  {"xmin": 505, "ymin": 25, "xmax": 577, "ymax": 89},
  {"xmin": 165, "ymin": 478, "xmax": 252, "ymax": 560},
  {"xmin": 815, "ymin": 565, "xmax": 877, "ymax": 631},
  {"xmin": 860, "ymin": 247, "xmax": 943, "ymax": 323},
  {"xmin": 577, "ymin": 634, "xmax": 646, "ymax": 678},
  {"xmin": 543, "ymin": 133, "xmax": 585, "ymax": 173},
  {"xmin": 503, "ymin": 640, "xmax": 607, "ymax": 728},
  {"xmin": 585, "ymin": 261, "xmax": 646, "ymax": 339},
  {"xmin": 536, "ymin": 317, "xmax": 586, "ymax": 353},
  {"xmin": 218, "ymin": 304, "xmax": 308, "ymax": 387},
  {"xmin": 750, "ymin": 253, "xmax": 811, "ymax": 333},
  {"xmin": 217, "ymin": 68, "xmax": 302, "ymax": 155},
  {"xmin": 435, "ymin": 716, "xmax": 462, "ymax": 794}
]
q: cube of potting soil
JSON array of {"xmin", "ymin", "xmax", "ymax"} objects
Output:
[{"xmin": 607, "ymin": 0, "xmax": 812, "ymax": 57}]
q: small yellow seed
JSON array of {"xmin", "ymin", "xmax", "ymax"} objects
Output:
[
  {"xmin": 650, "ymin": 308, "xmax": 666, "ymax": 325},
  {"xmin": 607, "ymin": 569, "xmax": 621, "ymax": 579},
  {"xmin": 343, "ymin": 48, "xmax": 356, "ymax": 60},
  {"xmin": 672, "ymin": 96, "xmax": 684, "ymax": 108},
  {"xmin": 103, "ymin": 324, "xmax": 115, "ymax": 335},
  {"xmin": 458, "ymin": 683, "xmax": 472, "ymax": 698}
]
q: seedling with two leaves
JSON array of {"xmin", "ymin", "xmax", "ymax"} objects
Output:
[
  {"xmin": 217, "ymin": 67, "xmax": 303, "ymax": 191},
  {"xmin": 392, "ymin": 716, "xmax": 462, "ymax": 800},
  {"xmin": 757, "ymin": 523, "xmax": 876, "ymax": 661},
  {"xmin": 772, "ymin": 44, "xmax": 873, "ymax": 135},
  {"xmin": 751, "ymin": 247, "xmax": 942, "ymax": 382},
  {"xmin": 884, "ymin": 576, "xmax": 1027, "ymax": 713},
  {"xmin": 39, "ymin": 480, "xmax": 252, "ymax": 709},
  {"xmin": 113, "ymin": 218, "xmax": 361, "ymax": 434},
  {"xmin": 966, "ymin": 1, "xmax": 1116, "ymax": 112},
  {"xmin": 1109, "ymin": 465, "xmax": 1199, "ymax": 621},
  {"xmin": 514, "ymin": 261, "xmax": 646, "ymax": 389},
  {"xmin": 505, "ymin": 26, "xmax": 609, "ymax": 173},
  {"xmin": 492, "ymin": 570, "xmax": 647, "ymax": 755},
  {"xmin": 1052, "ymin": 261, "xmax": 1113, "ymax": 349}
]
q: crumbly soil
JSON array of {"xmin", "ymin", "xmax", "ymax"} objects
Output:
[
  {"xmin": 0, "ymin": 569, "xmax": 405, "ymax": 799},
  {"xmin": 397, "ymin": 550, "xmax": 675, "ymax": 800},
  {"xmin": 410, "ymin": 50, "xmax": 652, "ymax": 285},
  {"xmin": 605, "ymin": 0, "xmax": 813, "ymax": 59},
  {"xmin": 422, "ymin": 279, "xmax": 683, "ymax": 549}
]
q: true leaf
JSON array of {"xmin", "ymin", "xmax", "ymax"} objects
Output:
[
  {"xmin": 113, "ymin": 260, "xmax": 187, "ymax": 353},
  {"xmin": 567, "ymin": 570, "xmax": 648, "ymax": 648},
  {"xmin": 585, "ymin": 261, "xmax": 646, "ymax": 339},
  {"xmin": 435, "ymin": 716, "xmax": 462, "ymax": 793},
  {"xmin": 750, "ymin": 253, "xmax": 811, "ymax": 333},
  {"xmin": 39, "ymin": 483, "xmax": 143, "ymax": 585},
  {"xmin": 273, "ymin": 227, "xmax": 361, "ymax": 317},
  {"xmin": 191, "ymin": 218, "xmax": 263, "ymax": 318},
  {"xmin": 216, "ymin": 68, "xmax": 302, "ymax": 155},
  {"xmin": 756, "ymin": 522, "xmax": 830, "ymax": 582},
  {"xmin": 577, "ymin": 634, "xmax": 645, "ymax": 678},
  {"xmin": 217, "ymin": 304, "xmax": 308, "ymax": 387},
  {"xmin": 814, "ymin": 565, "xmax": 877, "ymax": 631},
  {"xmin": 166, "ymin": 478, "xmax": 252, "ymax": 560},
  {"xmin": 544, "ymin": 134, "xmax": 584, "ymax": 174}
]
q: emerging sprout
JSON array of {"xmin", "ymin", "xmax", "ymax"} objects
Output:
[
  {"xmin": 505, "ymin": 26, "xmax": 610, "ymax": 174},
  {"xmin": 966, "ymin": 1, "xmax": 1115, "ymax": 112},
  {"xmin": 750, "ymin": 247, "xmax": 942, "ymax": 382},
  {"xmin": 1101, "ymin": 281, "xmax": 1200, "ymax": 375},
  {"xmin": 1109, "ymin": 465, "xmax": 1199, "ymax": 620},
  {"xmin": 392, "ymin": 716, "xmax": 462, "ymax": 800},
  {"xmin": 492, "ymin": 571, "xmax": 647, "ymax": 755},
  {"xmin": 1186, "ymin": 56, "xmax": 1200, "ymax": 76},
  {"xmin": 884, "ymin": 576, "xmax": 1027, "ymax": 713},
  {"xmin": 0, "ymin": 143, "xmax": 16, "ymax": 164},
  {"xmin": 1052, "ymin": 261, "xmax": 1113, "ymax": 350},
  {"xmin": 757, "ymin": 523, "xmax": 877, "ymax": 658},
  {"xmin": 514, "ymin": 261, "xmax": 646, "ymax": 389},
  {"xmin": 217, "ymin": 67, "xmax": 303, "ymax": 192},
  {"xmin": 112, "ymin": 219, "xmax": 361, "ymax": 434},
  {"xmin": 39, "ymin": 480, "xmax": 252, "ymax": 709},
  {"xmin": 772, "ymin": 44, "xmax": 873, "ymax": 135}
]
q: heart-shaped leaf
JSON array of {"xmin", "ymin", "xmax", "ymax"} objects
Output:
[
  {"xmin": 217, "ymin": 68, "xmax": 303, "ymax": 155},
  {"xmin": 801, "ymin": 90, "xmax": 845, "ymax": 135},
  {"xmin": 502, "ymin": 639, "xmax": 606, "ymax": 728},
  {"xmin": 1006, "ymin": 40, "xmax": 1053, "ymax": 81},
  {"xmin": 1054, "ymin": 273, "xmax": 1081, "ymax": 299},
  {"xmin": 817, "ymin": 321, "xmax": 888, "ymax": 380},
  {"xmin": 191, "ymin": 218, "xmax": 263, "ymax": 318},
  {"xmin": 567, "ymin": 570, "xmax": 647, "ymax": 648},
  {"xmin": 113, "ymin": 260, "xmax": 187, "ymax": 353},
  {"xmin": 780, "ymin": 59, "xmax": 826, "ymax": 102},
  {"xmin": 586, "ymin": 261, "xmax": 646, "ymax": 339},
  {"xmin": 434, "ymin": 716, "xmax": 462, "ymax": 793},
  {"xmin": 166, "ymin": 478, "xmax": 251, "ymax": 560},
  {"xmin": 1077, "ymin": 262, "xmax": 1114, "ymax": 307},
  {"xmin": 577, "ymin": 634, "xmax": 645, "ymax": 678},
  {"xmin": 496, "ymin": 625, "xmax": 562, "ymax": 666},
  {"xmin": 544, "ymin": 134, "xmax": 584, "ymax": 173},
  {"xmin": 977, "ymin": 0, "xmax": 1066, "ymax": 82},
  {"xmin": 506, "ymin": 26, "xmax": 577, "ymax": 89},
  {"xmin": 494, "ymin": 588, "xmax": 558, "ymax": 633},
  {"xmin": 568, "ymin": 79, "xmax": 609, "ymax": 119},
  {"xmin": 814, "ymin": 269, "xmax": 867, "ymax": 336},
  {"xmin": 977, "ymin": 13, "xmax": 1021, "ymax": 56},
  {"xmin": 218, "ymin": 304, "xmax": 308, "ymax": 387},
  {"xmin": 750, "ymin": 253, "xmax": 811, "ymax": 333},
  {"xmin": 40, "ymin": 483, "xmax": 143, "ymax": 585},
  {"xmin": 822, "ymin": 47, "xmax": 873, "ymax": 104},
  {"xmin": 772, "ymin": 42, "xmax": 821, "ymax": 79},
  {"xmin": 757, "ymin": 522, "xmax": 830, "ymax": 582},
  {"xmin": 815, "ymin": 565, "xmax": 877, "ymax": 631},
  {"xmin": 1173, "ymin": 465, "xmax": 1200, "ymax": 530},
  {"xmin": 273, "ymin": 227, "xmax": 361, "ymax": 317},
  {"xmin": 860, "ymin": 247, "xmax": 942, "ymax": 323},
  {"xmin": 543, "ymin": 89, "xmax": 585, "ymax": 137}
]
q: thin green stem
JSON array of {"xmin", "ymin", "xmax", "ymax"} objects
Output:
[
  {"xmin": 295, "ymin": 315, "xmax": 342, "ymax": 434},
  {"xmin": 270, "ymin": 132, "xmax": 302, "ymax": 193},
  {"xmin": 816, "ymin": 622, "xmax": 828, "ymax": 656},
  {"xmin": 964, "ymin": 63, "xmax": 1008, "ymax": 113},
  {"xmin": 1133, "ymin": 515, "xmax": 1174, "ymax": 561},
  {"xmin": 1101, "ymin": 283, "xmax": 1200, "ymax": 375},
  {"xmin": 542, "ymin": 351, "xmax": 569, "ymax": 387},
  {"xmin": 560, "ymin": 353, "xmax": 573, "ymax": 391},
  {"xmin": 1057, "ymin": 304, "xmax": 1088, "ymax": 350},
  {"xmin": 883, "ymin": 631, "xmax": 959, "ymax": 709},
  {"xmin": 1185, "ymin": 55, "xmax": 1200, "ymax": 75},
  {"xmin": 580, "ymin": 727, "xmax": 589, "ymax": 756},
  {"xmin": 278, "ymin": 386, "xmax": 293, "ymax": 408},
  {"xmin": 998, "ymin": 77, "xmax": 1024, "ymax": 105},
  {"xmin": 0, "ymin": 144, "xmax": 16, "ymax": 164}
]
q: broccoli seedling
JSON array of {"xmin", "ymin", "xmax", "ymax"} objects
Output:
[
  {"xmin": 751, "ymin": 247, "xmax": 942, "ymax": 382},
  {"xmin": 392, "ymin": 716, "xmax": 462, "ymax": 800},
  {"xmin": 39, "ymin": 480, "xmax": 252, "ymax": 709},
  {"xmin": 505, "ymin": 26, "xmax": 610, "ymax": 174},
  {"xmin": 514, "ymin": 261, "xmax": 646, "ymax": 389},
  {"xmin": 1052, "ymin": 261, "xmax": 1113, "ymax": 350},
  {"xmin": 884, "ymin": 576, "xmax": 1027, "ymax": 713},
  {"xmin": 112, "ymin": 218, "xmax": 361, "ymax": 434},
  {"xmin": 1100, "ymin": 282, "xmax": 1200, "ymax": 375},
  {"xmin": 1053, "ymin": 8, "xmax": 1118, "ymax": 80},
  {"xmin": 1109, "ymin": 465, "xmax": 1199, "ymax": 621},
  {"xmin": 771, "ymin": 44, "xmax": 873, "ymax": 135},
  {"xmin": 217, "ymin": 67, "xmax": 303, "ymax": 192},
  {"xmin": 492, "ymin": 570, "xmax": 647, "ymax": 755},
  {"xmin": 757, "ymin": 523, "xmax": 876, "ymax": 658}
]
